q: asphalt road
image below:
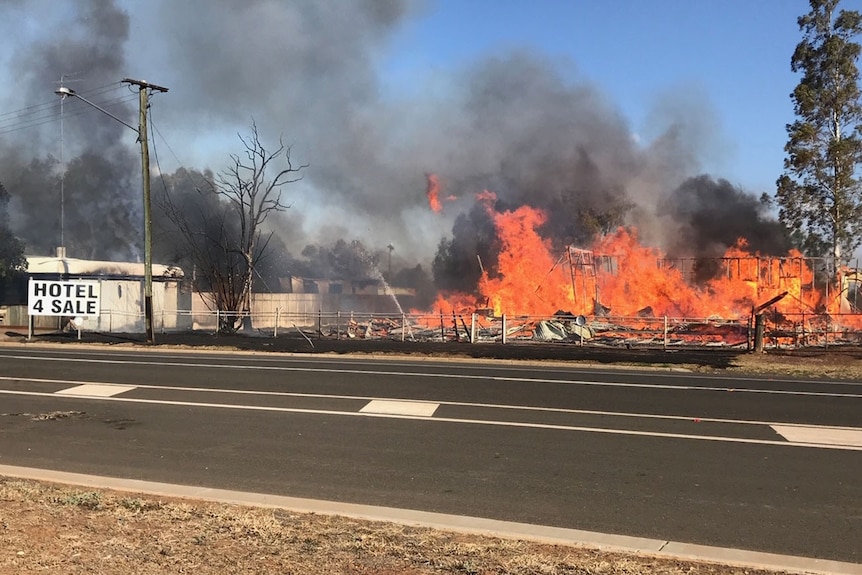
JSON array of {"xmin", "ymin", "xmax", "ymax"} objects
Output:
[{"xmin": 0, "ymin": 345, "xmax": 860, "ymax": 563}]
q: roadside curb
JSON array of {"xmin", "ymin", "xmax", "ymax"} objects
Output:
[{"xmin": 1, "ymin": 464, "xmax": 858, "ymax": 575}]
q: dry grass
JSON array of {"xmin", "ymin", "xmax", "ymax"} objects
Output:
[
  {"xmin": 0, "ymin": 478, "xmax": 790, "ymax": 575},
  {"xmin": 725, "ymin": 351, "xmax": 862, "ymax": 380}
]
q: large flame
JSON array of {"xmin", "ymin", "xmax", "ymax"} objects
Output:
[
  {"xmin": 429, "ymin": 199, "xmax": 836, "ymax": 321},
  {"xmin": 478, "ymin": 204, "xmax": 571, "ymax": 316}
]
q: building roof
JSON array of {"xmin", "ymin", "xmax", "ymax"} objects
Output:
[{"xmin": 25, "ymin": 256, "xmax": 184, "ymax": 279}]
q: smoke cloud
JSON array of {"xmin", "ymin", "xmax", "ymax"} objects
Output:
[
  {"xmin": 0, "ymin": 0, "xmax": 139, "ymax": 259},
  {"xmin": 0, "ymin": 0, "xmax": 785, "ymax": 286}
]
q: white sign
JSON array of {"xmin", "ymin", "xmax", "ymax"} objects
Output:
[{"xmin": 28, "ymin": 280, "xmax": 101, "ymax": 317}]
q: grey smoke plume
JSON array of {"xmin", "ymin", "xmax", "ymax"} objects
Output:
[
  {"xmin": 0, "ymin": 0, "xmax": 785, "ymax": 285},
  {"xmin": 0, "ymin": 0, "xmax": 140, "ymax": 260}
]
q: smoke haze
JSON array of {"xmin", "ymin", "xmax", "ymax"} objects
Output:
[{"xmin": 0, "ymin": 0, "xmax": 787, "ymax": 280}]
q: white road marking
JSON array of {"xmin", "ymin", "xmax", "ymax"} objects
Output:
[
  {"xmin": 2, "ymin": 375, "xmax": 860, "ymax": 436},
  {"xmin": 0, "ymin": 375, "xmax": 852, "ymax": 430},
  {"xmin": 360, "ymin": 400, "xmax": 439, "ymax": 417},
  {"xmin": 55, "ymin": 384, "xmax": 137, "ymax": 397},
  {"xmin": 2, "ymin": 354, "xmax": 860, "ymax": 397},
  {"xmin": 2, "ymin": 386, "xmax": 860, "ymax": 451},
  {"xmin": 771, "ymin": 425, "xmax": 862, "ymax": 448},
  {"xmin": 2, "ymin": 373, "xmax": 860, "ymax": 451}
]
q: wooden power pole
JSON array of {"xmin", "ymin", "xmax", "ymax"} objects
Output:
[{"xmin": 122, "ymin": 78, "xmax": 168, "ymax": 344}]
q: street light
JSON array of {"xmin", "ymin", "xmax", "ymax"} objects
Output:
[
  {"xmin": 55, "ymin": 80, "xmax": 167, "ymax": 344},
  {"xmin": 55, "ymin": 87, "xmax": 138, "ymax": 132}
]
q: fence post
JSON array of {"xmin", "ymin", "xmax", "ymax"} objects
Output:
[
  {"xmin": 336, "ymin": 311, "xmax": 340, "ymax": 339},
  {"xmin": 754, "ymin": 313, "xmax": 765, "ymax": 353},
  {"xmin": 274, "ymin": 307, "xmax": 280, "ymax": 338},
  {"xmin": 502, "ymin": 314, "xmax": 507, "ymax": 345},
  {"xmin": 825, "ymin": 314, "xmax": 829, "ymax": 350},
  {"xmin": 801, "ymin": 311, "xmax": 805, "ymax": 348},
  {"xmin": 216, "ymin": 309, "xmax": 220, "ymax": 336},
  {"xmin": 471, "ymin": 313, "xmax": 477, "ymax": 343},
  {"xmin": 440, "ymin": 310, "xmax": 445, "ymax": 342},
  {"xmin": 401, "ymin": 314, "xmax": 405, "ymax": 342},
  {"xmin": 663, "ymin": 316, "xmax": 668, "ymax": 350}
]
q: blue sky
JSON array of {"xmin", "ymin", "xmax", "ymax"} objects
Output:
[{"xmin": 382, "ymin": 0, "xmax": 817, "ymax": 195}]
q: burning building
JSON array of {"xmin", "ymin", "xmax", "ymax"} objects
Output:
[{"xmin": 420, "ymin": 186, "xmax": 862, "ymax": 348}]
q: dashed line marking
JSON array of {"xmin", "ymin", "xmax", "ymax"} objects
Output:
[
  {"xmin": 360, "ymin": 400, "xmax": 439, "ymax": 417},
  {"xmin": 55, "ymin": 384, "xmax": 137, "ymax": 398},
  {"xmin": 2, "ymin": 386, "xmax": 859, "ymax": 450}
]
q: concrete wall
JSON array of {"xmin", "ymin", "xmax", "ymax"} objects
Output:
[
  {"xmin": 5, "ymin": 288, "xmax": 413, "ymax": 333},
  {"xmin": 188, "ymin": 292, "xmax": 416, "ymax": 330}
]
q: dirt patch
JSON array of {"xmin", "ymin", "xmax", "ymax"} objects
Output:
[{"xmin": 0, "ymin": 478, "xmax": 788, "ymax": 575}]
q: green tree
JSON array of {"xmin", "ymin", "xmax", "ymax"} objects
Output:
[
  {"xmin": 776, "ymin": 0, "xmax": 862, "ymax": 265},
  {"xmin": 431, "ymin": 202, "xmax": 499, "ymax": 294},
  {"xmin": 0, "ymin": 180, "xmax": 28, "ymax": 303},
  {"xmin": 391, "ymin": 263, "xmax": 436, "ymax": 310}
]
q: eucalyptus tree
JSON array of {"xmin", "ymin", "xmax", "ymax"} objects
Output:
[{"xmin": 776, "ymin": 0, "xmax": 862, "ymax": 266}]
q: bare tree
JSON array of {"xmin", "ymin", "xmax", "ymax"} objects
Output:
[{"xmin": 158, "ymin": 123, "xmax": 306, "ymax": 332}]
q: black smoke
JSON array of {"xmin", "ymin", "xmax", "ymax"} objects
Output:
[
  {"xmin": 658, "ymin": 175, "xmax": 791, "ymax": 258},
  {"xmin": 650, "ymin": 175, "xmax": 792, "ymax": 283}
]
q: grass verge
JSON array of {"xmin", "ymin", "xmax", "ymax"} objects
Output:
[{"xmin": 0, "ymin": 477, "xmax": 792, "ymax": 575}]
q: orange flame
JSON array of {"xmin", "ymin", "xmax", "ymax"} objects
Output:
[
  {"xmin": 479, "ymin": 205, "xmax": 571, "ymax": 315},
  {"xmin": 425, "ymin": 173, "xmax": 443, "ymax": 213},
  {"xmin": 425, "ymin": 173, "xmax": 457, "ymax": 213},
  {"xmin": 428, "ymin": 199, "xmax": 839, "ymax": 322}
]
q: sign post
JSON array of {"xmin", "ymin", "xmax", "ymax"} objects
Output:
[{"xmin": 27, "ymin": 280, "xmax": 101, "ymax": 339}]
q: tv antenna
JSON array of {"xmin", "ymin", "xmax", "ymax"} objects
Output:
[{"xmin": 55, "ymin": 72, "xmax": 83, "ymax": 254}]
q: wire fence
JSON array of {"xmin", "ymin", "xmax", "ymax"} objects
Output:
[{"xmin": 29, "ymin": 307, "xmax": 862, "ymax": 351}]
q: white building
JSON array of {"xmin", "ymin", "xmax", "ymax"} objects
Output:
[{"xmin": 17, "ymin": 251, "xmax": 188, "ymax": 332}]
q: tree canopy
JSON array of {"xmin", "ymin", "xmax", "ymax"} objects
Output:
[
  {"xmin": 777, "ymin": 0, "xmax": 862, "ymax": 264},
  {"xmin": 0, "ymin": 181, "xmax": 26, "ymax": 280}
]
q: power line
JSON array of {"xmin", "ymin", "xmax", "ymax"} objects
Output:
[
  {"xmin": 149, "ymin": 114, "xmax": 192, "ymax": 175},
  {"xmin": 0, "ymin": 82, "xmax": 124, "ymax": 119},
  {"xmin": 150, "ymin": 110, "xmax": 220, "ymax": 201},
  {"xmin": 0, "ymin": 92, "xmax": 137, "ymax": 136},
  {"xmin": 0, "ymin": 98, "xmax": 60, "ymax": 120},
  {"xmin": 0, "ymin": 83, "xmax": 129, "ymax": 128},
  {"xmin": 0, "ymin": 91, "xmax": 135, "ymax": 125}
]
